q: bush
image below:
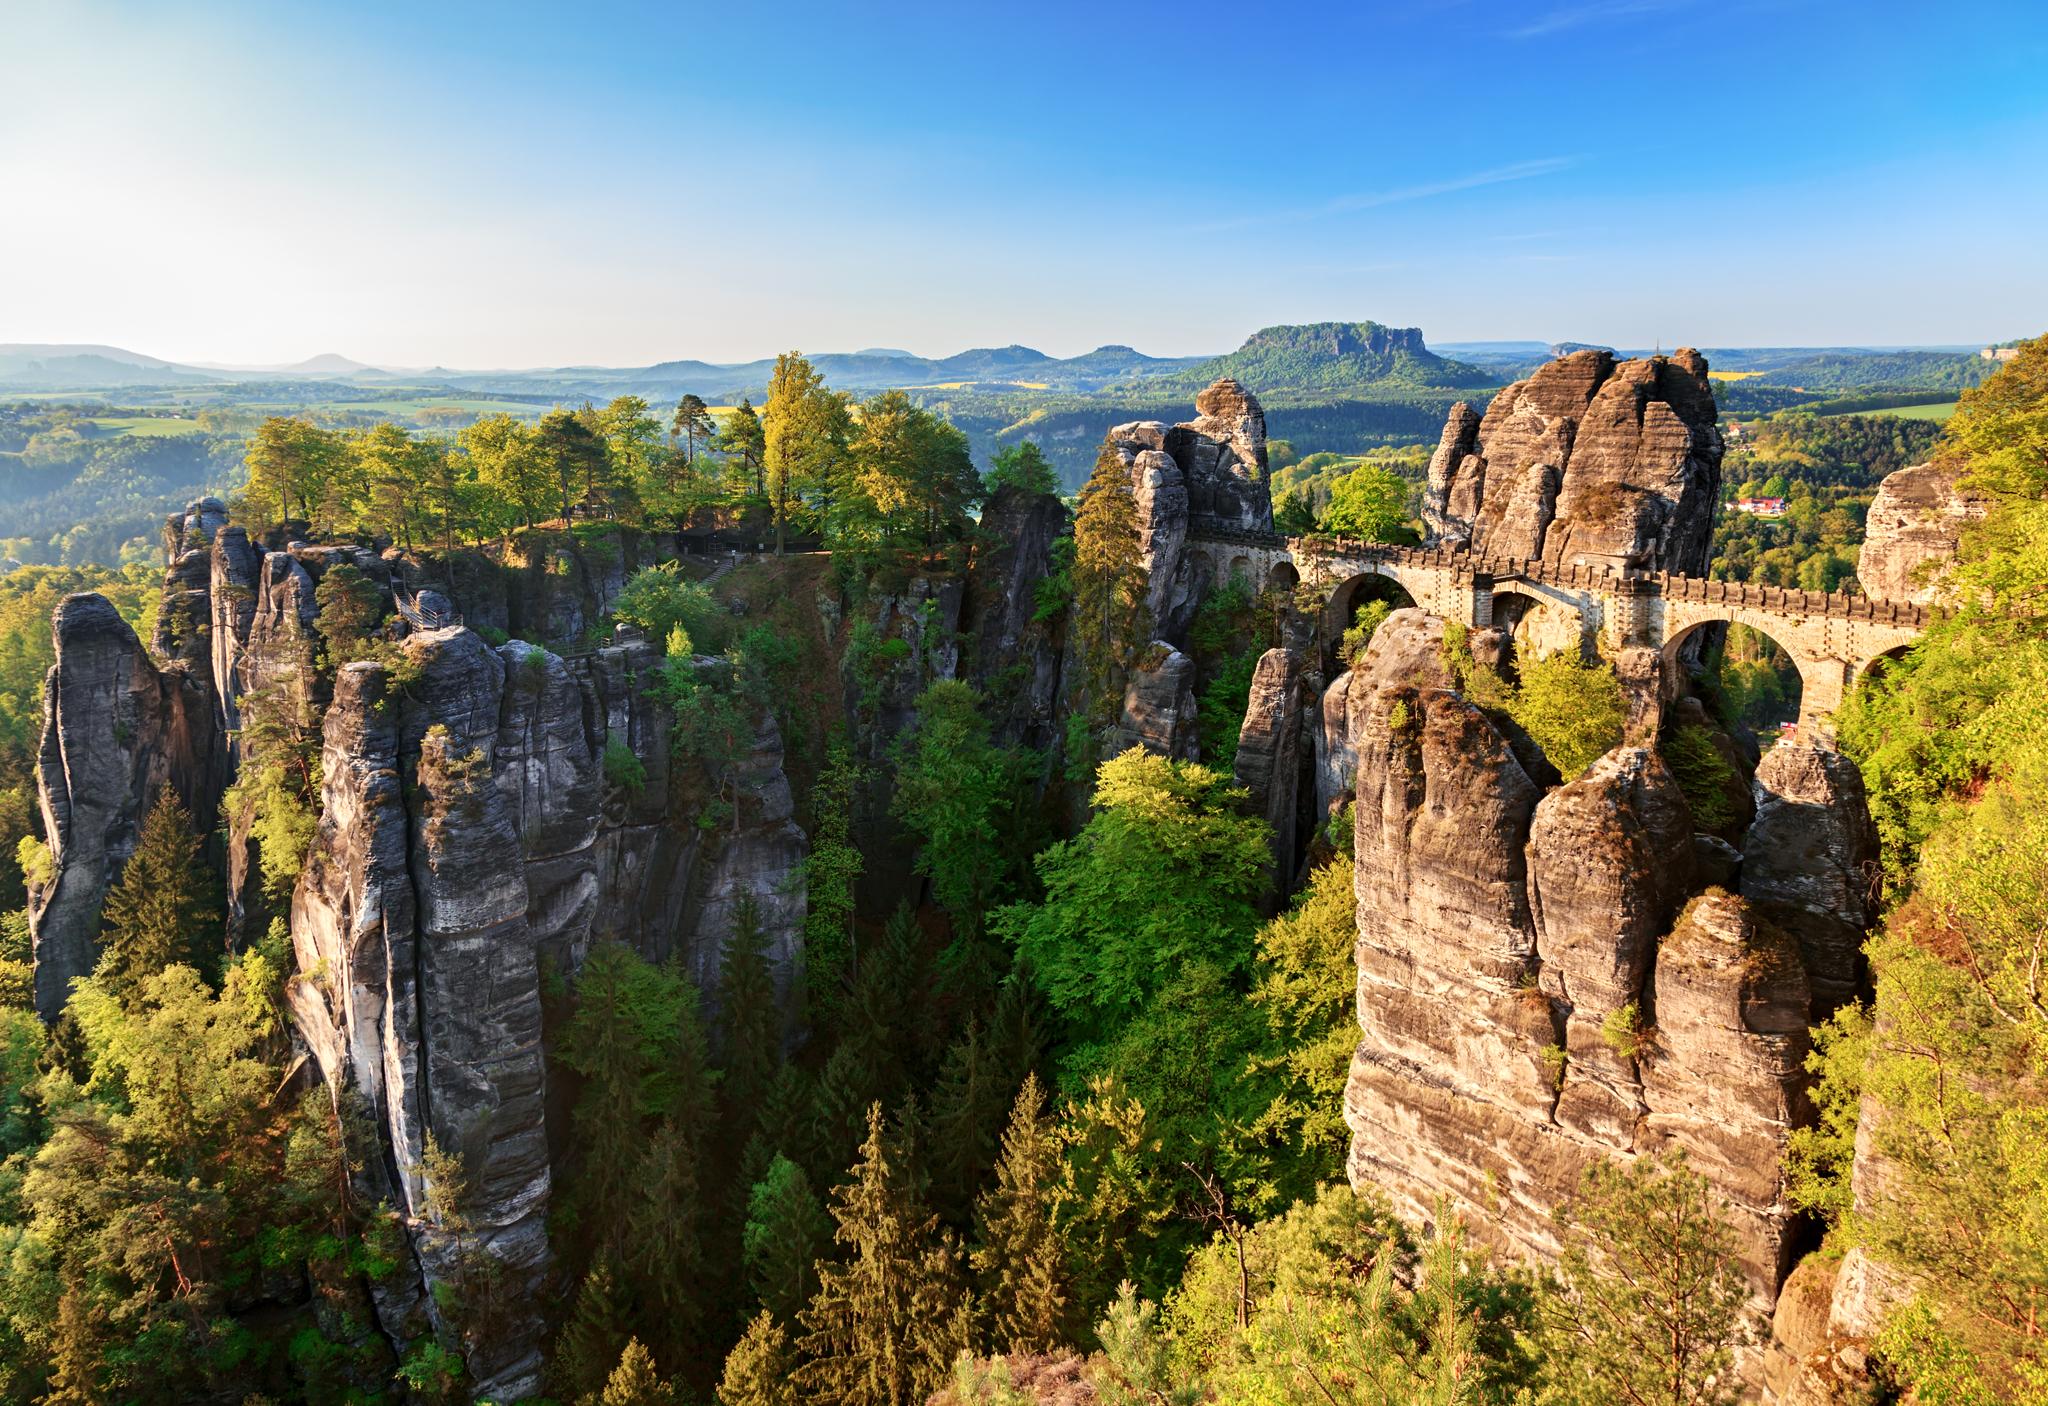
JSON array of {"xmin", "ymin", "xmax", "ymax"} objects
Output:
[
  {"xmin": 1509, "ymin": 651, "xmax": 1626, "ymax": 778},
  {"xmin": 611, "ymin": 563, "xmax": 723, "ymax": 654},
  {"xmin": 1660, "ymin": 723, "xmax": 1739, "ymax": 830},
  {"xmin": 1600, "ymin": 1001, "xmax": 1652, "ymax": 1061},
  {"xmin": 1340, "ymin": 599, "xmax": 1392, "ymax": 667},
  {"xmin": 602, "ymin": 736, "xmax": 646, "ymax": 796}
]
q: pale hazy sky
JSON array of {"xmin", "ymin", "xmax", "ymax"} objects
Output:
[{"xmin": 4, "ymin": 0, "xmax": 2046, "ymax": 368}]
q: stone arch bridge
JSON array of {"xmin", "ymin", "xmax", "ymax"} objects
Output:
[{"xmin": 1187, "ymin": 523, "xmax": 1933, "ymax": 734}]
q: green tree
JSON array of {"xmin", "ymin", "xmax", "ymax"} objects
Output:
[
  {"xmin": 718, "ymin": 896, "xmax": 783, "ymax": 1147},
  {"xmin": 94, "ymin": 786, "xmax": 214, "ymax": 1006},
  {"xmin": 928, "ymin": 1020, "xmax": 1010, "ymax": 1227},
  {"xmin": 996, "ymin": 748, "xmax": 1269, "ymax": 1034},
  {"xmin": 1321, "ymin": 463, "xmax": 1414, "ymax": 542},
  {"xmin": 622, "ymin": 1116, "xmax": 706, "ymax": 1368},
  {"xmin": 671, "ymin": 393, "xmax": 714, "ymax": 462},
  {"xmin": 539, "ymin": 408, "xmax": 613, "ymax": 520},
  {"xmin": 795, "ymin": 1103, "xmax": 970, "ymax": 1406},
  {"xmin": 718, "ymin": 398, "xmax": 768, "ymax": 499},
  {"xmin": 985, "ymin": 442, "xmax": 1059, "ymax": 497},
  {"xmin": 717, "ymin": 1311, "xmax": 796, "ymax": 1406},
  {"xmin": 971, "ymin": 1074, "xmax": 1068, "ymax": 1355},
  {"xmin": 460, "ymin": 413, "xmax": 554, "ymax": 531},
  {"xmin": 763, "ymin": 353, "xmax": 851, "ymax": 554},
  {"xmin": 849, "ymin": 390, "xmax": 980, "ymax": 552},
  {"xmin": 554, "ymin": 1255, "xmax": 631, "ymax": 1404},
  {"xmin": 891, "ymin": 681, "xmax": 1027, "ymax": 937},
  {"xmin": 1055, "ymin": 1077, "xmax": 1174, "ymax": 1328},
  {"xmin": 1509, "ymin": 651, "xmax": 1626, "ymax": 778},
  {"xmin": 598, "ymin": 1338, "xmax": 677, "ymax": 1406},
  {"xmin": 242, "ymin": 416, "xmax": 343, "ymax": 527},
  {"xmin": 1070, "ymin": 445, "xmax": 1150, "ymax": 729},
  {"xmin": 742, "ymin": 1153, "xmax": 833, "ymax": 1324},
  {"xmin": 801, "ymin": 742, "xmax": 865, "ymax": 1025},
  {"xmin": 1540, "ymin": 1152, "xmax": 1749, "ymax": 1406}
]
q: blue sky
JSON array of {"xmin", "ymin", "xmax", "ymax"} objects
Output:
[{"xmin": 3, "ymin": 0, "xmax": 2045, "ymax": 366}]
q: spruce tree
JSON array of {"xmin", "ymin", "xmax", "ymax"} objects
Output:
[
  {"xmin": 801, "ymin": 742, "xmax": 865, "ymax": 1028},
  {"xmin": 718, "ymin": 895, "xmax": 781, "ymax": 1149},
  {"xmin": 971, "ymin": 1075, "xmax": 1069, "ymax": 1356},
  {"xmin": 740, "ymin": 1062, "xmax": 818, "ymax": 1194},
  {"xmin": 598, "ymin": 1338, "xmax": 676, "ymax": 1406},
  {"xmin": 795, "ymin": 1103, "xmax": 969, "ymax": 1406},
  {"xmin": 95, "ymin": 786, "xmax": 212, "ymax": 1006},
  {"xmin": 927, "ymin": 1021, "xmax": 1007, "ymax": 1227},
  {"xmin": 1071, "ymin": 443, "xmax": 1150, "ymax": 729},
  {"xmin": 742, "ymin": 1153, "xmax": 833, "ymax": 1324},
  {"xmin": 552, "ymin": 1254, "xmax": 629, "ymax": 1404},
  {"xmin": 716, "ymin": 1311, "xmax": 796, "ymax": 1406},
  {"xmin": 622, "ymin": 1117, "xmax": 704, "ymax": 1370}
]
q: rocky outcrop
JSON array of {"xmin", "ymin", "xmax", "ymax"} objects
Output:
[
  {"xmin": 1741, "ymin": 743, "xmax": 1880, "ymax": 1012},
  {"xmin": 289, "ymin": 629, "xmax": 552, "ymax": 1401},
  {"xmin": 1232, "ymin": 647, "xmax": 1311, "ymax": 905},
  {"xmin": 1344, "ymin": 611, "xmax": 1816, "ymax": 1303},
  {"xmin": 1424, "ymin": 349, "xmax": 1724, "ymax": 576},
  {"xmin": 1114, "ymin": 644, "xmax": 1198, "ymax": 761},
  {"xmin": 1640, "ymin": 891, "xmax": 1812, "ymax": 1289},
  {"xmin": 1312, "ymin": 669, "xmax": 1354, "ymax": 822},
  {"xmin": 1102, "ymin": 379, "xmax": 1273, "ymax": 645},
  {"xmin": 1857, "ymin": 460, "xmax": 1987, "ymax": 604},
  {"xmin": 28, "ymin": 593, "xmax": 226, "ymax": 1017},
  {"xmin": 964, "ymin": 486, "xmax": 1073, "ymax": 749}
]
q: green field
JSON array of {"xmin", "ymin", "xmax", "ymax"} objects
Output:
[
  {"xmin": 1854, "ymin": 400, "xmax": 1959, "ymax": 422},
  {"xmin": 88, "ymin": 415, "xmax": 211, "ymax": 437}
]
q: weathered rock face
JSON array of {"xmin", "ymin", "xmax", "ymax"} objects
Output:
[
  {"xmin": 1312, "ymin": 669, "xmax": 1354, "ymax": 823},
  {"xmin": 1424, "ymin": 349, "xmax": 1724, "ymax": 575},
  {"xmin": 289, "ymin": 629, "xmax": 550, "ymax": 1401},
  {"xmin": 1344, "ymin": 610, "xmax": 1817, "ymax": 1304},
  {"xmin": 964, "ymin": 485, "xmax": 1073, "ymax": 749},
  {"xmin": 1857, "ymin": 460, "xmax": 1987, "ymax": 604},
  {"xmin": 1114, "ymin": 644, "xmax": 1198, "ymax": 761},
  {"xmin": 1639, "ymin": 891, "xmax": 1812, "ymax": 1289},
  {"xmin": 1741, "ymin": 743, "xmax": 1880, "ymax": 1012},
  {"xmin": 28, "ymin": 593, "xmax": 225, "ymax": 1017},
  {"xmin": 1102, "ymin": 378, "xmax": 1273, "ymax": 645},
  {"xmin": 1231, "ymin": 647, "xmax": 1311, "ymax": 906}
]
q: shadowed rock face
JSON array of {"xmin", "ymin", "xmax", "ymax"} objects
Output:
[
  {"xmin": 28, "ymin": 593, "xmax": 225, "ymax": 1017},
  {"xmin": 1423, "ymin": 349, "xmax": 1724, "ymax": 575},
  {"xmin": 1115, "ymin": 644, "xmax": 1198, "ymax": 761},
  {"xmin": 1232, "ymin": 647, "xmax": 1311, "ymax": 907},
  {"xmin": 1858, "ymin": 460, "xmax": 1987, "ymax": 604},
  {"xmin": 964, "ymin": 485, "xmax": 1073, "ymax": 750}
]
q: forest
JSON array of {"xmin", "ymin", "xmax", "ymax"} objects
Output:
[{"xmin": 0, "ymin": 338, "xmax": 2039, "ymax": 1406}]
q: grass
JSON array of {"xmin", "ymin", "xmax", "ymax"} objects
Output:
[
  {"xmin": 1707, "ymin": 370, "xmax": 1766, "ymax": 382},
  {"xmin": 88, "ymin": 415, "xmax": 211, "ymax": 437},
  {"xmin": 1860, "ymin": 400, "xmax": 1959, "ymax": 422}
]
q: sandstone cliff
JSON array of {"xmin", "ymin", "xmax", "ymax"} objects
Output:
[
  {"xmin": 1424, "ymin": 349, "xmax": 1724, "ymax": 575},
  {"xmin": 1857, "ymin": 460, "xmax": 1987, "ymax": 605}
]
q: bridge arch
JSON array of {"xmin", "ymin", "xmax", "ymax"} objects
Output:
[
  {"xmin": 1322, "ymin": 567, "xmax": 1419, "ymax": 676},
  {"xmin": 1856, "ymin": 642, "xmax": 1914, "ymax": 688},
  {"xmin": 1487, "ymin": 586, "xmax": 1589, "ymax": 664},
  {"xmin": 1660, "ymin": 615, "xmax": 1815, "ymax": 740}
]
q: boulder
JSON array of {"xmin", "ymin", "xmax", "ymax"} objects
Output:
[
  {"xmin": 1232, "ymin": 647, "xmax": 1310, "ymax": 905},
  {"xmin": 1858, "ymin": 461, "xmax": 1986, "ymax": 604}
]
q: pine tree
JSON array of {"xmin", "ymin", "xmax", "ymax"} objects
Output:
[
  {"xmin": 552, "ymin": 1254, "xmax": 630, "ymax": 1403},
  {"xmin": 795, "ymin": 1103, "xmax": 970, "ymax": 1406},
  {"xmin": 1056, "ymin": 1077, "xmax": 1173, "ymax": 1331},
  {"xmin": 742, "ymin": 1153, "xmax": 833, "ymax": 1324},
  {"xmin": 987, "ymin": 964, "xmax": 1049, "ymax": 1099},
  {"xmin": 716, "ymin": 1311, "xmax": 796, "ymax": 1406},
  {"xmin": 971, "ymin": 1075, "xmax": 1069, "ymax": 1355},
  {"xmin": 1541, "ymin": 1152, "xmax": 1750, "ymax": 1406},
  {"xmin": 740, "ymin": 1062, "xmax": 818, "ymax": 1194},
  {"xmin": 718, "ymin": 896, "xmax": 782, "ymax": 1150},
  {"xmin": 622, "ymin": 1117, "xmax": 704, "ymax": 1369},
  {"xmin": 801, "ymin": 742, "xmax": 864, "ymax": 1028},
  {"xmin": 1071, "ymin": 443, "xmax": 1150, "ymax": 729},
  {"xmin": 95, "ymin": 785, "xmax": 212, "ymax": 1006},
  {"xmin": 598, "ymin": 1338, "xmax": 676, "ymax": 1406},
  {"xmin": 716, "ymin": 398, "xmax": 767, "ymax": 500},
  {"xmin": 927, "ymin": 1021, "xmax": 1008, "ymax": 1227}
]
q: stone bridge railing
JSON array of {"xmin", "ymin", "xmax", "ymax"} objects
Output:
[{"xmin": 1188, "ymin": 528, "xmax": 1936, "ymax": 733}]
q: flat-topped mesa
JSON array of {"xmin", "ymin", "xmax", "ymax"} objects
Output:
[
  {"xmin": 1423, "ymin": 348, "xmax": 1724, "ymax": 576},
  {"xmin": 1102, "ymin": 377, "xmax": 1272, "ymax": 646}
]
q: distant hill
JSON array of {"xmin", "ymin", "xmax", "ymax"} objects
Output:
[
  {"xmin": 1158, "ymin": 322, "xmax": 1496, "ymax": 395},
  {"xmin": 1753, "ymin": 350, "xmax": 1995, "ymax": 393}
]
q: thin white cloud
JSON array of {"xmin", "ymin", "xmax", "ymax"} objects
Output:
[
  {"xmin": 1193, "ymin": 157, "xmax": 1576, "ymax": 233},
  {"xmin": 1506, "ymin": 0, "xmax": 1685, "ymax": 39}
]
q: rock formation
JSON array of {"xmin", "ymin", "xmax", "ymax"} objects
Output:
[
  {"xmin": 1343, "ymin": 608, "xmax": 1821, "ymax": 1306},
  {"xmin": 1101, "ymin": 378, "xmax": 1272, "ymax": 645},
  {"xmin": 1114, "ymin": 644, "xmax": 1198, "ymax": 761},
  {"xmin": 1741, "ymin": 743, "xmax": 1880, "ymax": 1012},
  {"xmin": 1231, "ymin": 647, "xmax": 1311, "ymax": 906},
  {"xmin": 963, "ymin": 485, "xmax": 1073, "ymax": 749},
  {"xmin": 1857, "ymin": 460, "xmax": 1987, "ymax": 604},
  {"xmin": 1423, "ymin": 349, "xmax": 1724, "ymax": 575}
]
